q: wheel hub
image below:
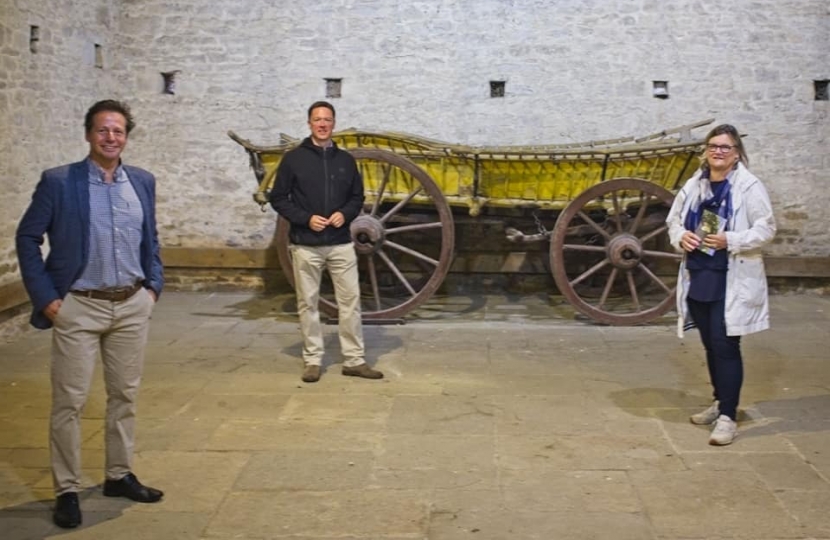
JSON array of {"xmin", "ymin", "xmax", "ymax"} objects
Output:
[
  {"xmin": 350, "ymin": 215, "xmax": 385, "ymax": 255},
  {"xmin": 606, "ymin": 233, "xmax": 642, "ymax": 270}
]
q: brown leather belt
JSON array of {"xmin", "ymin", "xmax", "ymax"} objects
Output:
[{"xmin": 71, "ymin": 283, "xmax": 143, "ymax": 302}]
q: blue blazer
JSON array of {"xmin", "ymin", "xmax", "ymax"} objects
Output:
[{"xmin": 16, "ymin": 159, "xmax": 164, "ymax": 329}]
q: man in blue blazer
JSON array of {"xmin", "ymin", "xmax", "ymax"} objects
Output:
[{"xmin": 16, "ymin": 100, "xmax": 165, "ymax": 528}]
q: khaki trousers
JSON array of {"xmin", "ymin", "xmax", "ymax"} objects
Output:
[
  {"xmin": 50, "ymin": 288, "xmax": 153, "ymax": 495},
  {"xmin": 290, "ymin": 243, "xmax": 365, "ymax": 367}
]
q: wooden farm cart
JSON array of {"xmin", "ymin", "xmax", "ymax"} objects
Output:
[{"xmin": 228, "ymin": 118, "xmax": 712, "ymax": 325}]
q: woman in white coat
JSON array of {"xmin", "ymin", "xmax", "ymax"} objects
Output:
[{"xmin": 666, "ymin": 124, "xmax": 776, "ymax": 445}]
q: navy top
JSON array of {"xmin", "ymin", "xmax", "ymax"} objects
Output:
[{"xmin": 687, "ymin": 179, "xmax": 729, "ymax": 302}]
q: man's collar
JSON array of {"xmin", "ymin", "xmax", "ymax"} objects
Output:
[
  {"xmin": 86, "ymin": 157, "xmax": 126, "ymax": 183},
  {"xmin": 311, "ymin": 137, "xmax": 333, "ymax": 149}
]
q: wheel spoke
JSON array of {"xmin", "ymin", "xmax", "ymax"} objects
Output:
[
  {"xmin": 370, "ymin": 163, "xmax": 392, "ymax": 217},
  {"xmin": 611, "ymin": 191, "xmax": 623, "ymax": 232},
  {"xmin": 570, "ymin": 258, "xmax": 610, "ymax": 287},
  {"xmin": 597, "ymin": 267, "xmax": 618, "ymax": 308},
  {"xmin": 642, "ymin": 249, "xmax": 682, "ymax": 260},
  {"xmin": 626, "ymin": 271, "xmax": 641, "ymax": 311},
  {"xmin": 366, "ymin": 256, "xmax": 382, "ymax": 311},
  {"xmin": 562, "ymin": 243, "xmax": 606, "ymax": 253},
  {"xmin": 636, "ymin": 262, "xmax": 673, "ymax": 293},
  {"xmin": 384, "ymin": 240, "xmax": 440, "ymax": 266},
  {"xmin": 385, "ymin": 221, "xmax": 443, "ymax": 235},
  {"xmin": 377, "ymin": 249, "xmax": 417, "ymax": 296},
  {"xmin": 639, "ymin": 224, "xmax": 668, "ymax": 243},
  {"xmin": 628, "ymin": 192, "xmax": 650, "ymax": 234},
  {"xmin": 379, "ymin": 186, "xmax": 424, "ymax": 224},
  {"xmin": 576, "ymin": 210, "xmax": 612, "ymax": 240}
]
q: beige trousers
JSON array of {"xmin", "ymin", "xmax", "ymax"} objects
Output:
[
  {"xmin": 49, "ymin": 288, "xmax": 153, "ymax": 495},
  {"xmin": 290, "ymin": 243, "xmax": 365, "ymax": 367}
]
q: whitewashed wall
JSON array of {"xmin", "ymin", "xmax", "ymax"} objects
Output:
[
  {"xmin": 2, "ymin": 0, "xmax": 828, "ymax": 290},
  {"xmin": 1, "ymin": 0, "xmax": 120, "ymax": 286}
]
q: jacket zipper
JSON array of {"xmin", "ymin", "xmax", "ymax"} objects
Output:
[{"xmin": 322, "ymin": 147, "xmax": 330, "ymax": 218}]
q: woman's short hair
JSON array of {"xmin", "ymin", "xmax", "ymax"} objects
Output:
[{"xmin": 703, "ymin": 123, "xmax": 748, "ymax": 167}]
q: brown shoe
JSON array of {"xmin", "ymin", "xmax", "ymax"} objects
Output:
[
  {"xmin": 342, "ymin": 364, "xmax": 383, "ymax": 379},
  {"xmin": 302, "ymin": 365, "xmax": 321, "ymax": 383}
]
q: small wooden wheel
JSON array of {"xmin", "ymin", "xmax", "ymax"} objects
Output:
[{"xmin": 550, "ymin": 178, "xmax": 682, "ymax": 325}]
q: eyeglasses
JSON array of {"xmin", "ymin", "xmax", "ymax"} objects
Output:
[
  {"xmin": 706, "ymin": 144, "xmax": 734, "ymax": 153},
  {"xmin": 95, "ymin": 128, "xmax": 127, "ymax": 138}
]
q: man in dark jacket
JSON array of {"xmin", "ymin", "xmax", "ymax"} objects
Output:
[
  {"xmin": 270, "ymin": 101, "xmax": 383, "ymax": 383},
  {"xmin": 16, "ymin": 100, "xmax": 165, "ymax": 529}
]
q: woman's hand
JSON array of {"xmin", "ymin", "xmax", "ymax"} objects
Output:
[
  {"xmin": 680, "ymin": 231, "xmax": 701, "ymax": 252},
  {"xmin": 702, "ymin": 232, "xmax": 727, "ymax": 251}
]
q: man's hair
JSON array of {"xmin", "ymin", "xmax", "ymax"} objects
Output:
[
  {"xmin": 84, "ymin": 100, "xmax": 136, "ymax": 134},
  {"xmin": 307, "ymin": 101, "xmax": 336, "ymax": 120}
]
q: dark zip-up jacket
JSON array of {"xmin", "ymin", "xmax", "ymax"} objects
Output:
[{"xmin": 270, "ymin": 137, "xmax": 364, "ymax": 246}]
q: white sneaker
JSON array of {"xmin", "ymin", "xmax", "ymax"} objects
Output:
[
  {"xmin": 709, "ymin": 415, "xmax": 737, "ymax": 446},
  {"xmin": 690, "ymin": 400, "xmax": 720, "ymax": 425}
]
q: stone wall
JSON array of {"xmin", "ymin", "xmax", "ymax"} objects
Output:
[
  {"xmin": 1, "ymin": 0, "xmax": 120, "ymax": 287},
  {"xmin": 1, "ymin": 0, "xmax": 828, "ymax": 295}
]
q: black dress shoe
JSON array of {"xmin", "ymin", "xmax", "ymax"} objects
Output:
[
  {"xmin": 103, "ymin": 473, "xmax": 164, "ymax": 503},
  {"xmin": 53, "ymin": 492, "xmax": 82, "ymax": 528}
]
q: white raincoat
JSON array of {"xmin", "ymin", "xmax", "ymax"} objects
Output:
[{"xmin": 666, "ymin": 162, "xmax": 776, "ymax": 338}]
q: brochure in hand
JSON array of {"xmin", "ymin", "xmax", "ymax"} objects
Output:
[{"xmin": 694, "ymin": 209, "xmax": 726, "ymax": 256}]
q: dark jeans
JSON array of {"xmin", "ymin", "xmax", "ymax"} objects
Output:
[{"xmin": 687, "ymin": 297, "xmax": 743, "ymax": 420}]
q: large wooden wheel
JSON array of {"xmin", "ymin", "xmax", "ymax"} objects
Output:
[
  {"xmin": 550, "ymin": 177, "xmax": 682, "ymax": 325},
  {"xmin": 276, "ymin": 148, "xmax": 455, "ymax": 320}
]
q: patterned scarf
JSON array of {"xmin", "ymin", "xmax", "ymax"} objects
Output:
[{"xmin": 684, "ymin": 169, "xmax": 733, "ymax": 232}]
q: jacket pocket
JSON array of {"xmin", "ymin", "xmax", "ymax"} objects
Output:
[{"xmin": 735, "ymin": 257, "xmax": 766, "ymax": 308}]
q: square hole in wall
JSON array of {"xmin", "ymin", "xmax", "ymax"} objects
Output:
[
  {"xmin": 652, "ymin": 80, "xmax": 669, "ymax": 99},
  {"xmin": 325, "ymin": 78, "xmax": 342, "ymax": 98},
  {"xmin": 29, "ymin": 26, "xmax": 40, "ymax": 53},
  {"xmin": 815, "ymin": 80, "xmax": 829, "ymax": 101},
  {"xmin": 490, "ymin": 80, "xmax": 505, "ymax": 98},
  {"xmin": 94, "ymin": 44, "xmax": 103, "ymax": 68},
  {"xmin": 161, "ymin": 70, "xmax": 181, "ymax": 95}
]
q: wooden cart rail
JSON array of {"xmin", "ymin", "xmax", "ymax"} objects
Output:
[{"xmin": 228, "ymin": 118, "xmax": 710, "ymax": 216}]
